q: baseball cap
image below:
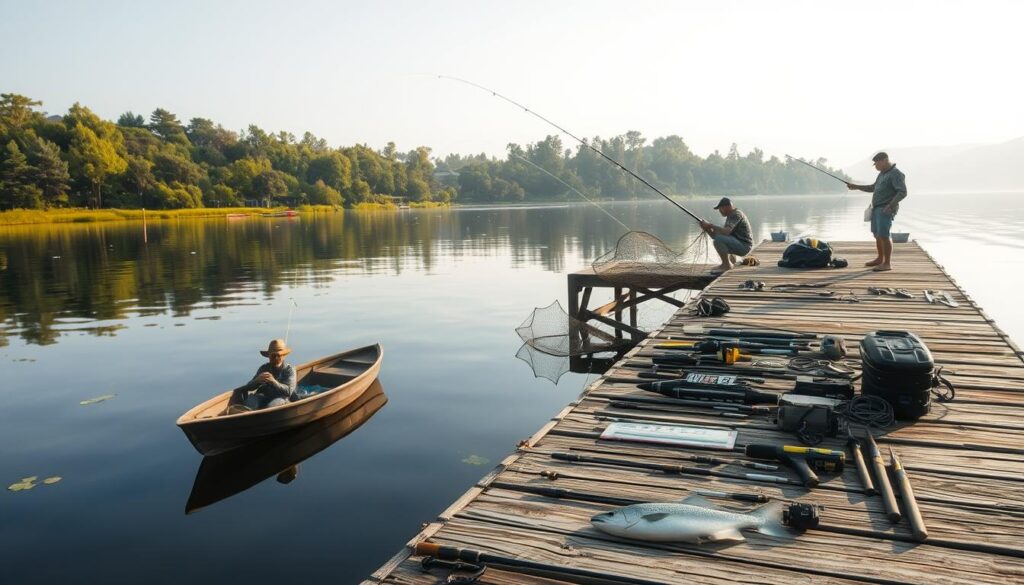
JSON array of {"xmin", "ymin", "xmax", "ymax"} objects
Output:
[{"xmin": 713, "ymin": 197, "xmax": 732, "ymax": 209}]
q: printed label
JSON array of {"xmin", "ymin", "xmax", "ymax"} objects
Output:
[{"xmin": 685, "ymin": 373, "xmax": 738, "ymax": 385}]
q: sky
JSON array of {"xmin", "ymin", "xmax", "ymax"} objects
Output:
[{"xmin": 2, "ymin": 0, "xmax": 1022, "ymax": 167}]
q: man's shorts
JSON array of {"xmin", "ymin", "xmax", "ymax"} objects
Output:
[
  {"xmin": 713, "ymin": 234, "xmax": 752, "ymax": 256},
  {"xmin": 871, "ymin": 206, "xmax": 894, "ymax": 238}
]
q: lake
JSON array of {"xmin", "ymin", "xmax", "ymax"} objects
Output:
[{"xmin": 2, "ymin": 192, "xmax": 1022, "ymax": 583}]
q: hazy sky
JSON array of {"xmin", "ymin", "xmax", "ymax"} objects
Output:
[{"xmin": 2, "ymin": 0, "xmax": 1021, "ymax": 167}]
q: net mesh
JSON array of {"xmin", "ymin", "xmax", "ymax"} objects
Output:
[
  {"xmin": 592, "ymin": 230, "xmax": 712, "ymax": 287},
  {"xmin": 515, "ymin": 300, "xmax": 625, "ymax": 357},
  {"xmin": 515, "ymin": 343, "xmax": 572, "ymax": 384}
]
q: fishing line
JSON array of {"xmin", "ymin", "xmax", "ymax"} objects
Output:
[
  {"xmin": 510, "ymin": 153, "xmax": 632, "ymax": 231},
  {"xmin": 785, "ymin": 154, "xmax": 848, "ymax": 184},
  {"xmin": 439, "ymin": 75, "xmax": 705, "ymax": 224},
  {"xmin": 283, "ymin": 298, "xmax": 298, "ymax": 345}
]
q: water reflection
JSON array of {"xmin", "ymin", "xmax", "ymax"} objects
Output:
[
  {"xmin": 185, "ymin": 380, "xmax": 387, "ymax": 514},
  {"xmin": 1, "ymin": 208, "xmax": 700, "ymax": 346},
  {"xmin": 3, "ymin": 193, "xmax": 1022, "ymax": 348}
]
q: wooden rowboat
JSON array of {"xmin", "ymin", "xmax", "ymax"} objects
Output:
[
  {"xmin": 176, "ymin": 344, "xmax": 383, "ymax": 456},
  {"xmin": 185, "ymin": 380, "xmax": 387, "ymax": 514}
]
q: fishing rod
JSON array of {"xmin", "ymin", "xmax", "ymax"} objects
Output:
[
  {"xmin": 283, "ymin": 298, "xmax": 298, "ymax": 345},
  {"xmin": 510, "ymin": 152, "xmax": 631, "ymax": 230},
  {"xmin": 785, "ymin": 154, "xmax": 849, "ymax": 185},
  {"xmin": 439, "ymin": 75, "xmax": 705, "ymax": 225},
  {"xmin": 415, "ymin": 542, "xmax": 670, "ymax": 585}
]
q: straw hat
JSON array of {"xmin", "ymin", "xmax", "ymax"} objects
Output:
[{"xmin": 260, "ymin": 339, "xmax": 292, "ymax": 357}]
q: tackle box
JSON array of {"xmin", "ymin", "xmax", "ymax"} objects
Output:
[{"xmin": 859, "ymin": 331, "xmax": 934, "ymax": 420}]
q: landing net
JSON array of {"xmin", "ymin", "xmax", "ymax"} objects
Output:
[
  {"xmin": 515, "ymin": 300, "xmax": 626, "ymax": 357},
  {"xmin": 592, "ymin": 230, "xmax": 712, "ymax": 287}
]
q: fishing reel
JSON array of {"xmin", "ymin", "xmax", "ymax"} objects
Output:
[
  {"xmin": 783, "ymin": 502, "xmax": 822, "ymax": 531},
  {"xmin": 820, "ymin": 335, "xmax": 847, "ymax": 361}
]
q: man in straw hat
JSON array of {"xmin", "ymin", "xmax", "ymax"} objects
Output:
[{"xmin": 227, "ymin": 339, "xmax": 297, "ymax": 413}]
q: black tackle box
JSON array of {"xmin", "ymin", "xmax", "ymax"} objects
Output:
[{"xmin": 860, "ymin": 331, "xmax": 934, "ymax": 420}]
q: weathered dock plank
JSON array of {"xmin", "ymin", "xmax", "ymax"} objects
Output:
[{"xmin": 368, "ymin": 241, "xmax": 1024, "ymax": 584}]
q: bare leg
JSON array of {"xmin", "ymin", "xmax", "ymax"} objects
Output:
[
  {"xmin": 873, "ymin": 237, "xmax": 893, "ymax": 271},
  {"xmin": 865, "ymin": 237, "xmax": 884, "ymax": 266},
  {"xmin": 711, "ymin": 237, "xmax": 734, "ymax": 272}
]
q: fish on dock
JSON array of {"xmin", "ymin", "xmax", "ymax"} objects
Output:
[{"xmin": 590, "ymin": 494, "xmax": 791, "ymax": 544}]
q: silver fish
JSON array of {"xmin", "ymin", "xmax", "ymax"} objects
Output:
[{"xmin": 590, "ymin": 494, "xmax": 791, "ymax": 544}]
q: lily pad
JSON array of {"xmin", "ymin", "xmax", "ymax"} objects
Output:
[
  {"xmin": 8, "ymin": 476, "xmax": 37, "ymax": 491},
  {"xmin": 462, "ymin": 454, "xmax": 490, "ymax": 466},
  {"xmin": 43, "ymin": 477, "xmax": 62, "ymax": 485},
  {"xmin": 80, "ymin": 394, "xmax": 116, "ymax": 406}
]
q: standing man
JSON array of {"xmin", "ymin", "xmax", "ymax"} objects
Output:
[
  {"xmin": 847, "ymin": 152, "xmax": 907, "ymax": 272},
  {"xmin": 700, "ymin": 197, "xmax": 753, "ymax": 275}
]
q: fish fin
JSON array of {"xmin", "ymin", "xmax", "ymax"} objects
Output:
[
  {"xmin": 679, "ymin": 494, "xmax": 723, "ymax": 510},
  {"xmin": 750, "ymin": 501, "xmax": 794, "ymax": 539},
  {"xmin": 640, "ymin": 512, "xmax": 671, "ymax": 522},
  {"xmin": 705, "ymin": 528, "xmax": 745, "ymax": 542}
]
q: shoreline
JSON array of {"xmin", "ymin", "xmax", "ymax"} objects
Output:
[{"xmin": 0, "ymin": 202, "xmax": 449, "ymax": 227}]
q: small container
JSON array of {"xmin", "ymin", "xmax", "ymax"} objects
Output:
[
  {"xmin": 771, "ymin": 231, "xmax": 788, "ymax": 242},
  {"xmin": 860, "ymin": 331, "xmax": 934, "ymax": 419},
  {"xmin": 891, "ymin": 232, "xmax": 910, "ymax": 243}
]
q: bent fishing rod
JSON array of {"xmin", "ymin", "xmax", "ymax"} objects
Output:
[
  {"xmin": 510, "ymin": 152, "xmax": 631, "ymax": 231},
  {"xmin": 440, "ymin": 75, "xmax": 704, "ymax": 225},
  {"xmin": 785, "ymin": 154, "xmax": 849, "ymax": 185}
]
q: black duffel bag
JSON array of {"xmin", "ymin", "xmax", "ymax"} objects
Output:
[{"xmin": 778, "ymin": 238, "xmax": 834, "ymax": 268}]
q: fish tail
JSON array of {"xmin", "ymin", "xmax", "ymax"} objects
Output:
[{"xmin": 750, "ymin": 501, "xmax": 793, "ymax": 539}]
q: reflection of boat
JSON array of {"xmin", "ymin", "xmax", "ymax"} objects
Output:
[
  {"xmin": 262, "ymin": 210, "xmax": 299, "ymax": 218},
  {"xmin": 176, "ymin": 344, "xmax": 383, "ymax": 455},
  {"xmin": 185, "ymin": 381, "xmax": 387, "ymax": 514}
]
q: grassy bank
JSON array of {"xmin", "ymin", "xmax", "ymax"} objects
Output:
[
  {"xmin": 0, "ymin": 202, "xmax": 452, "ymax": 226},
  {"xmin": 0, "ymin": 206, "xmax": 344, "ymax": 226}
]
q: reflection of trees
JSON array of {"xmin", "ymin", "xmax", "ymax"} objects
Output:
[{"xmin": 0, "ymin": 205, "xmax": 711, "ymax": 346}]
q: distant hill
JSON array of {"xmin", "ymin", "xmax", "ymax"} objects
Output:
[{"xmin": 843, "ymin": 137, "xmax": 1024, "ymax": 192}]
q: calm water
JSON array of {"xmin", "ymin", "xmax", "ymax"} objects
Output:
[{"xmin": 2, "ymin": 192, "xmax": 1022, "ymax": 583}]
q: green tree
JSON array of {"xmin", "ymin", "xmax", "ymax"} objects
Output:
[
  {"xmin": 252, "ymin": 169, "xmax": 289, "ymax": 203},
  {"xmin": 122, "ymin": 155, "xmax": 157, "ymax": 202},
  {"xmin": 149, "ymin": 108, "xmax": 189, "ymax": 144},
  {"xmin": 149, "ymin": 181, "xmax": 202, "ymax": 208},
  {"xmin": 0, "ymin": 141, "xmax": 43, "ymax": 209},
  {"xmin": 207, "ymin": 184, "xmax": 241, "ymax": 207},
  {"xmin": 307, "ymin": 179, "xmax": 342, "ymax": 206},
  {"xmin": 457, "ymin": 164, "xmax": 492, "ymax": 202},
  {"xmin": 0, "ymin": 94, "xmax": 43, "ymax": 136},
  {"xmin": 117, "ymin": 112, "xmax": 147, "ymax": 128},
  {"xmin": 67, "ymin": 122, "xmax": 128, "ymax": 208},
  {"xmin": 225, "ymin": 157, "xmax": 272, "ymax": 198},
  {"xmin": 306, "ymin": 151, "xmax": 352, "ymax": 192},
  {"xmin": 152, "ymin": 149, "xmax": 204, "ymax": 184},
  {"xmin": 23, "ymin": 135, "xmax": 70, "ymax": 206}
]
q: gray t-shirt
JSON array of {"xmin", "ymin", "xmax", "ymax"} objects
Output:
[
  {"xmin": 870, "ymin": 165, "xmax": 908, "ymax": 209},
  {"xmin": 725, "ymin": 209, "xmax": 753, "ymax": 245}
]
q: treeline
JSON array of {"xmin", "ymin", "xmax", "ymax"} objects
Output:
[
  {"xmin": 439, "ymin": 133, "xmax": 850, "ymax": 204},
  {"xmin": 0, "ymin": 93, "xmax": 848, "ymax": 210},
  {"xmin": 0, "ymin": 93, "xmax": 444, "ymax": 210}
]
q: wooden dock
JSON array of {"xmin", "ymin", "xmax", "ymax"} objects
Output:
[{"xmin": 367, "ymin": 241, "xmax": 1024, "ymax": 585}]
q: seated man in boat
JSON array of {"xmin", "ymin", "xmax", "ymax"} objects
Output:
[
  {"xmin": 227, "ymin": 339, "xmax": 297, "ymax": 413},
  {"xmin": 699, "ymin": 197, "xmax": 753, "ymax": 275}
]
